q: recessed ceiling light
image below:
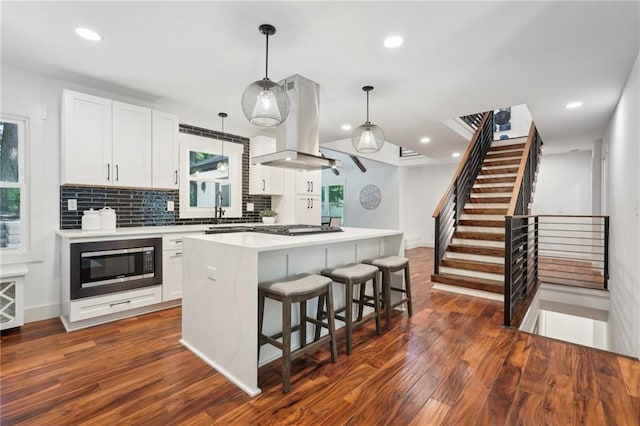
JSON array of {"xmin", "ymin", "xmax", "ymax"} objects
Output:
[
  {"xmin": 75, "ymin": 27, "xmax": 101, "ymax": 42},
  {"xmin": 384, "ymin": 35, "xmax": 404, "ymax": 49},
  {"xmin": 565, "ymin": 101, "xmax": 583, "ymax": 109},
  {"xmin": 341, "ymin": 124, "xmax": 352, "ymax": 131},
  {"xmin": 420, "ymin": 137, "xmax": 431, "ymax": 143},
  {"xmin": 452, "ymin": 152, "xmax": 461, "ymax": 158}
]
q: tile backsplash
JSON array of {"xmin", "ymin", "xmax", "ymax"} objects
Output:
[{"xmin": 59, "ymin": 124, "xmax": 271, "ymax": 229}]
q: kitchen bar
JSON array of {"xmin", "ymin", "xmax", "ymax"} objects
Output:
[{"xmin": 180, "ymin": 227, "xmax": 404, "ymax": 396}]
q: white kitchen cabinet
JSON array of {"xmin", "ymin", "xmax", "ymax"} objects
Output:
[
  {"xmin": 152, "ymin": 111, "xmax": 180, "ymax": 189},
  {"xmin": 250, "ymin": 165, "xmax": 283, "ymax": 195},
  {"xmin": 69, "ymin": 286, "xmax": 162, "ymax": 322},
  {"xmin": 162, "ymin": 249, "xmax": 183, "ymax": 301},
  {"xmin": 62, "ymin": 90, "xmax": 112, "ymax": 185},
  {"xmin": 112, "ymin": 102, "xmax": 152, "ymax": 187},
  {"xmin": 295, "ymin": 195, "xmax": 321, "ymax": 225},
  {"xmin": 295, "ymin": 170, "xmax": 321, "ymax": 196}
]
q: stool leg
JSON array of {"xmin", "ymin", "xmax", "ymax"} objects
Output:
[
  {"xmin": 258, "ymin": 289, "xmax": 265, "ymax": 360},
  {"xmin": 282, "ymin": 298, "xmax": 292, "ymax": 393},
  {"xmin": 383, "ymin": 268, "xmax": 392, "ymax": 330},
  {"xmin": 299, "ymin": 300, "xmax": 307, "ymax": 348},
  {"xmin": 325, "ymin": 284, "xmax": 338, "ymax": 363},
  {"xmin": 315, "ymin": 295, "xmax": 324, "ymax": 341},
  {"xmin": 404, "ymin": 264, "xmax": 413, "ymax": 316},
  {"xmin": 372, "ymin": 273, "xmax": 381, "ymax": 335},
  {"xmin": 345, "ymin": 281, "xmax": 354, "ymax": 355},
  {"xmin": 357, "ymin": 281, "xmax": 366, "ymax": 321}
]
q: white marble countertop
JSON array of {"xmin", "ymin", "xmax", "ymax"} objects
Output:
[
  {"xmin": 185, "ymin": 227, "xmax": 403, "ymax": 252},
  {"xmin": 56, "ymin": 223, "xmax": 262, "ymax": 239}
]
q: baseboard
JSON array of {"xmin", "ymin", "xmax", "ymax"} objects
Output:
[
  {"xmin": 24, "ymin": 303, "xmax": 61, "ymax": 323},
  {"xmin": 405, "ymin": 239, "xmax": 433, "ymax": 250}
]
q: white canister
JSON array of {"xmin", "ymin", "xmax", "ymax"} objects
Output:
[
  {"xmin": 100, "ymin": 207, "xmax": 117, "ymax": 231},
  {"xmin": 82, "ymin": 209, "xmax": 102, "ymax": 231}
]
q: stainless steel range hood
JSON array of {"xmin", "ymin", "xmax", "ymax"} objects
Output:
[{"xmin": 251, "ymin": 74, "xmax": 341, "ymax": 170}]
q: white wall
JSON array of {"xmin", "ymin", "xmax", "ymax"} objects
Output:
[
  {"xmin": 321, "ymin": 150, "xmax": 400, "ymax": 230},
  {"xmin": 602, "ymin": 50, "xmax": 640, "ymax": 359},
  {"xmin": 399, "ymin": 163, "xmax": 457, "ymax": 249},
  {"xmin": 0, "ymin": 66, "xmax": 185, "ymax": 322},
  {"xmin": 531, "ymin": 151, "xmax": 593, "ymax": 215}
]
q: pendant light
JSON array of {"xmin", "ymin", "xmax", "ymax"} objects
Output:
[
  {"xmin": 241, "ymin": 24, "xmax": 290, "ymax": 127},
  {"xmin": 217, "ymin": 112, "xmax": 229, "ymax": 173},
  {"xmin": 352, "ymin": 86, "xmax": 385, "ymax": 153}
]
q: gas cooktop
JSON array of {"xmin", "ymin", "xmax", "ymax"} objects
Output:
[{"xmin": 205, "ymin": 224, "xmax": 343, "ymax": 236}]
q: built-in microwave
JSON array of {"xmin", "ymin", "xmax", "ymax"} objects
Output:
[{"xmin": 70, "ymin": 238, "xmax": 163, "ymax": 299}]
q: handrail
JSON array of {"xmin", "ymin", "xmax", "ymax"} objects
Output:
[
  {"xmin": 432, "ymin": 111, "xmax": 491, "ymax": 218},
  {"xmin": 506, "ymin": 122, "xmax": 536, "ymax": 215}
]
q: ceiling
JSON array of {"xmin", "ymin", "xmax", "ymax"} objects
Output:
[{"xmin": 2, "ymin": 2, "xmax": 638, "ymax": 162}]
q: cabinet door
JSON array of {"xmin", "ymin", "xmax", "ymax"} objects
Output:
[
  {"xmin": 62, "ymin": 90, "xmax": 112, "ymax": 185},
  {"xmin": 295, "ymin": 170, "xmax": 321, "ymax": 195},
  {"xmin": 152, "ymin": 111, "xmax": 179, "ymax": 189},
  {"xmin": 112, "ymin": 102, "xmax": 152, "ymax": 187},
  {"xmin": 250, "ymin": 165, "xmax": 283, "ymax": 195},
  {"xmin": 294, "ymin": 196, "xmax": 321, "ymax": 225},
  {"xmin": 162, "ymin": 249, "xmax": 183, "ymax": 301}
]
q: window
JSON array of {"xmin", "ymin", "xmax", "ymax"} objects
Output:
[
  {"xmin": 178, "ymin": 133, "xmax": 243, "ymax": 219},
  {"xmin": 0, "ymin": 118, "xmax": 27, "ymax": 251},
  {"xmin": 321, "ymin": 184, "xmax": 344, "ymax": 223}
]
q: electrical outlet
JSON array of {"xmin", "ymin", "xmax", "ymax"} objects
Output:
[
  {"xmin": 207, "ymin": 266, "xmax": 217, "ymax": 281},
  {"xmin": 68, "ymin": 199, "xmax": 77, "ymax": 211},
  {"xmin": 167, "ymin": 201, "xmax": 174, "ymax": 212},
  {"xmin": 247, "ymin": 202, "xmax": 254, "ymax": 212}
]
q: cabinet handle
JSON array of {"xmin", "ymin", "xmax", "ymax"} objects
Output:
[
  {"xmin": 110, "ymin": 300, "xmax": 131, "ymax": 308},
  {"xmin": 173, "ymin": 239, "xmax": 183, "ymax": 244},
  {"xmin": 172, "ymin": 252, "xmax": 183, "ymax": 257},
  {"xmin": 115, "ymin": 164, "xmax": 119, "ymax": 181},
  {"xmin": 310, "ymin": 198, "xmax": 314, "ymax": 208},
  {"xmin": 262, "ymin": 179, "xmax": 266, "ymax": 191},
  {"xmin": 307, "ymin": 181, "xmax": 311, "ymax": 192},
  {"xmin": 174, "ymin": 170, "xmax": 178, "ymax": 185},
  {"xmin": 310, "ymin": 181, "xmax": 313, "ymax": 192},
  {"xmin": 107, "ymin": 164, "xmax": 111, "ymax": 180}
]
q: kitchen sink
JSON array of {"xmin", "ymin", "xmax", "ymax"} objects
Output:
[{"xmin": 205, "ymin": 226, "xmax": 254, "ymax": 234}]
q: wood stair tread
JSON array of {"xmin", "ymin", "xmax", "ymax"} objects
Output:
[
  {"xmin": 453, "ymin": 231, "xmax": 505, "ymax": 241},
  {"xmin": 485, "ymin": 150, "xmax": 524, "ymax": 159},
  {"xmin": 488, "ymin": 143, "xmax": 526, "ymax": 152},
  {"xmin": 474, "ymin": 176, "xmax": 516, "ymax": 184},
  {"xmin": 458, "ymin": 219, "xmax": 504, "ymax": 227},
  {"xmin": 447, "ymin": 244, "xmax": 505, "ymax": 257},
  {"xmin": 479, "ymin": 167, "xmax": 519, "ymax": 175},
  {"xmin": 472, "ymin": 186, "xmax": 514, "ymax": 193},
  {"xmin": 441, "ymin": 258, "xmax": 504, "ymax": 274},
  {"xmin": 483, "ymin": 158, "xmax": 521, "ymax": 166},
  {"xmin": 463, "ymin": 208, "xmax": 508, "ymax": 215},
  {"xmin": 468, "ymin": 196, "xmax": 511, "ymax": 203},
  {"xmin": 431, "ymin": 273, "xmax": 504, "ymax": 294}
]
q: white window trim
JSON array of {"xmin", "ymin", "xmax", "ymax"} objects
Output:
[
  {"xmin": 178, "ymin": 133, "xmax": 244, "ymax": 219},
  {"xmin": 0, "ymin": 115, "xmax": 29, "ymax": 255}
]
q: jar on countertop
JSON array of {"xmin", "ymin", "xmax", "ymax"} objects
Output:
[
  {"xmin": 81, "ymin": 209, "xmax": 101, "ymax": 231},
  {"xmin": 100, "ymin": 207, "xmax": 117, "ymax": 231}
]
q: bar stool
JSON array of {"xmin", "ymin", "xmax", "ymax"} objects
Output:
[
  {"xmin": 320, "ymin": 263, "xmax": 381, "ymax": 355},
  {"xmin": 363, "ymin": 256, "xmax": 412, "ymax": 330},
  {"xmin": 258, "ymin": 274, "xmax": 338, "ymax": 393}
]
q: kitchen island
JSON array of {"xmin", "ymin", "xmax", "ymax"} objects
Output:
[{"xmin": 180, "ymin": 227, "xmax": 404, "ymax": 396}]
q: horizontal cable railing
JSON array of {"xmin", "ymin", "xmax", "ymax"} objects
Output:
[
  {"xmin": 432, "ymin": 111, "xmax": 493, "ymax": 274},
  {"xmin": 399, "ymin": 147, "xmax": 422, "ymax": 158},
  {"xmin": 504, "ymin": 215, "xmax": 609, "ymax": 327},
  {"xmin": 459, "ymin": 112, "xmax": 485, "ymax": 133},
  {"xmin": 507, "ymin": 122, "xmax": 542, "ymax": 216}
]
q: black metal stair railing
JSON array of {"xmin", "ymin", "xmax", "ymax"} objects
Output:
[
  {"xmin": 432, "ymin": 111, "xmax": 493, "ymax": 274},
  {"xmin": 459, "ymin": 112, "xmax": 485, "ymax": 133}
]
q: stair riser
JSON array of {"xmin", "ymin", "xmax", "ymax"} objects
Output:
[
  {"xmin": 445, "ymin": 251, "xmax": 504, "ymax": 264},
  {"xmin": 452, "ymin": 238, "xmax": 504, "ymax": 248},
  {"xmin": 457, "ymin": 226, "xmax": 504, "ymax": 234},
  {"xmin": 439, "ymin": 266, "xmax": 504, "ymax": 282}
]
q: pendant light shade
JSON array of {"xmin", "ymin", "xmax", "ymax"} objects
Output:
[
  {"xmin": 352, "ymin": 86, "xmax": 385, "ymax": 153},
  {"xmin": 217, "ymin": 112, "xmax": 229, "ymax": 173},
  {"xmin": 241, "ymin": 24, "xmax": 290, "ymax": 127}
]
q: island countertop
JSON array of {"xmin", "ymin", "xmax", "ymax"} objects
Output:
[{"xmin": 185, "ymin": 227, "xmax": 403, "ymax": 251}]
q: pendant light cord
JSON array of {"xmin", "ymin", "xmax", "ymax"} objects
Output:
[
  {"xmin": 366, "ymin": 91, "xmax": 370, "ymax": 124},
  {"xmin": 264, "ymin": 32, "xmax": 270, "ymax": 80}
]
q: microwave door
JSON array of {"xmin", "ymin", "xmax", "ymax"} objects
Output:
[{"xmin": 80, "ymin": 248, "xmax": 146, "ymax": 287}]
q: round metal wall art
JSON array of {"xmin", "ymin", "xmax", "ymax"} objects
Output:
[{"xmin": 359, "ymin": 184, "xmax": 381, "ymax": 210}]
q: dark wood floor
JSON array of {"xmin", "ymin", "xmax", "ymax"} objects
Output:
[{"xmin": 2, "ymin": 248, "xmax": 639, "ymax": 425}]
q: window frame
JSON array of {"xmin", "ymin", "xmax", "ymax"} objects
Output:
[{"xmin": 0, "ymin": 115, "xmax": 29, "ymax": 253}]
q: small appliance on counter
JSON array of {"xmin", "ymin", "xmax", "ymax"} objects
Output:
[
  {"xmin": 81, "ymin": 209, "xmax": 101, "ymax": 231},
  {"xmin": 100, "ymin": 207, "xmax": 117, "ymax": 231}
]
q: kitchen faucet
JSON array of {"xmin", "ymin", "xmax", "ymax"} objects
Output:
[{"xmin": 213, "ymin": 190, "xmax": 225, "ymax": 224}]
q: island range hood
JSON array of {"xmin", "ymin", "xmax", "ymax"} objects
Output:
[{"xmin": 251, "ymin": 74, "xmax": 341, "ymax": 170}]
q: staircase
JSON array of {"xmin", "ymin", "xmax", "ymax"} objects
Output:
[{"xmin": 432, "ymin": 138, "xmax": 527, "ymax": 296}]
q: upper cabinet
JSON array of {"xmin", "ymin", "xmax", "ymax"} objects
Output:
[
  {"xmin": 61, "ymin": 89, "xmax": 178, "ymax": 189},
  {"xmin": 112, "ymin": 102, "xmax": 152, "ymax": 187},
  {"xmin": 152, "ymin": 111, "xmax": 179, "ymax": 189},
  {"xmin": 249, "ymin": 136, "xmax": 283, "ymax": 195},
  {"xmin": 61, "ymin": 91, "xmax": 113, "ymax": 186},
  {"xmin": 295, "ymin": 170, "xmax": 321, "ymax": 196}
]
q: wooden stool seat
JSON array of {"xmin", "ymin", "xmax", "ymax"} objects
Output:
[
  {"xmin": 258, "ymin": 274, "xmax": 338, "ymax": 393},
  {"xmin": 363, "ymin": 255, "xmax": 412, "ymax": 330},
  {"xmin": 321, "ymin": 263, "xmax": 381, "ymax": 355}
]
